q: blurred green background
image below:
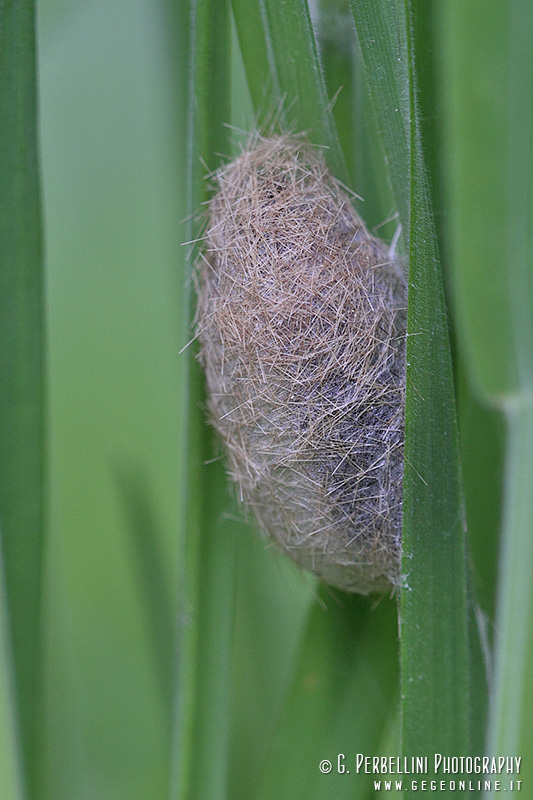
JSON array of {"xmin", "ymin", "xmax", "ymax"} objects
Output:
[{"xmin": 39, "ymin": 2, "xmax": 311, "ymax": 796}]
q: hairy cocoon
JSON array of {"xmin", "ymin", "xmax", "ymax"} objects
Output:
[{"xmin": 196, "ymin": 135, "xmax": 406, "ymax": 594}]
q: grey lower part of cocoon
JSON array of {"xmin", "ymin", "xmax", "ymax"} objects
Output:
[{"xmin": 196, "ymin": 134, "xmax": 406, "ymax": 594}]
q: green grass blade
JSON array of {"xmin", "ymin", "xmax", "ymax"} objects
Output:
[
  {"xmin": 351, "ymin": 0, "xmax": 478, "ymax": 773},
  {"xmin": 401, "ymin": 140, "xmax": 471, "ymax": 767},
  {"xmin": 375, "ymin": 709, "xmax": 402, "ymax": 799},
  {"xmin": 403, "ymin": 0, "xmax": 475, "ymax": 766},
  {"xmin": 349, "ymin": 0, "xmax": 410, "ymax": 230},
  {"xmin": 316, "ymin": 1, "xmax": 397, "ymax": 233},
  {"xmin": 465, "ymin": 572, "xmax": 490, "ymax": 756},
  {"xmin": 0, "ymin": 550, "xmax": 25, "ymax": 800},
  {"xmin": 407, "ymin": 3, "xmax": 440, "ymax": 205},
  {"xmin": 169, "ymin": 2, "xmax": 235, "ymax": 799},
  {"xmin": 351, "ymin": 44, "xmax": 397, "ymax": 234},
  {"xmin": 231, "ymin": 0, "xmax": 346, "ymax": 180},
  {"xmin": 229, "ymin": 0, "xmax": 271, "ymax": 114},
  {"xmin": 182, "ymin": 465, "xmax": 238, "ymax": 800},
  {"xmin": 115, "ymin": 469, "xmax": 175, "ymax": 714},
  {"xmin": 314, "ymin": 0, "xmax": 358, "ymax": 182},
  {"xmin": 456, "ymin": 369, "xmax": 505, "ymax": 623},
  {"xmin": 0, "ymin": 2, "xmax": 45, "ymax": 796},
  {"xmin": 258, "ymin": 592, "xmax": 399, "ymax": 800}
]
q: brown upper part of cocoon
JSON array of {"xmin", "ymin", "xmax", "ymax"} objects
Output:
[{"xmin": 196, "ymin": 134, "xmax": 406, "ymax": 594}]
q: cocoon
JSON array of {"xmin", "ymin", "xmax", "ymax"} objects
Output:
[{"xmin": 196, "ymin": 135, "xmax": 406, "ymax": 594}]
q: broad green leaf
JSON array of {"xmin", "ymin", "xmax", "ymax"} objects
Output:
[
  {"xmin": 439, "ymin": 2, "xmax": 533, "ymax": 794},
  {"xmin": 486, "ymin": 3, "xmax": 533, "ymax": 786},
  {"xmin": 0, "ymin": 1, "xmax": 45, "ymax": 796},
  {"xmin": 438, "ymin": 1, "xmax": 525, "ymax": 402},
  {"xmin": 40, "ymin": 1, "xmax": 191, "ymax": 795}
]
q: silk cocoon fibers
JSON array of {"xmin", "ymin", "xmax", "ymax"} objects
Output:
[{"xmin": 196, "ymin": 135, "xmax": 406, "ymax": 594}]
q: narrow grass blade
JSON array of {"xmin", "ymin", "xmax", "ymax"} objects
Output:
[
  {"xmin": 169, "ymin": 2, "xmax": 235, "ymax": 799},
  {"xmin": 314, "ymin": 0, "xmax": 358, "ymax": 182},
  {"xmin": 0, "ymin": 548, "xmax": 25, "ymax": 800},
  {"xmin": 351, "ymin": 0, "xmax": 478, "ymax": 772},
  {"xmin": 349, "ymin": 0, "xmax": 410, "ymax": 230},
  {"xmin": 258, "ymin": 591, "xmax": 399, "ymax": 800},
  {"xmin": 401, "ymin": 140, "xmax": 471, "ymax": 766},
  {"xmin": 229, "ymin": 0, "xmax": 271, "ymax": 115},
  {"xmin": 407, "ymin": 2, "xmax": 440, "ymax": 205},
  {"xmin": 404, "ymin": 0, "xmax": 479, "ymax": 766},
  {"xmin": 351, "ymin": 43, "xmax": 396, "ymax": 234},
  {"xmin": 375, "ymin": 707, "xmax": 402, "ymax": 799},
  {"xmin": 0, "ymin": 2, "xmax": 45, "ymax": 796},
  {"xmin": 115, "ymin": 469, "xmax": 175, "ymax": 714},
  {"xmin": 231, "ymin": 0, "xmax": 346, "ymax": 180},
  {"xmin": 316, "ymin": 2, "xmax": 396, "ymax": 235},
  {"xmin": 182, "ymin": 464, "xmax": 238, "ymax": 800},
  {"xmin": 456, "ymin": 368, "xmax": 505, "ymax": 623}
]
